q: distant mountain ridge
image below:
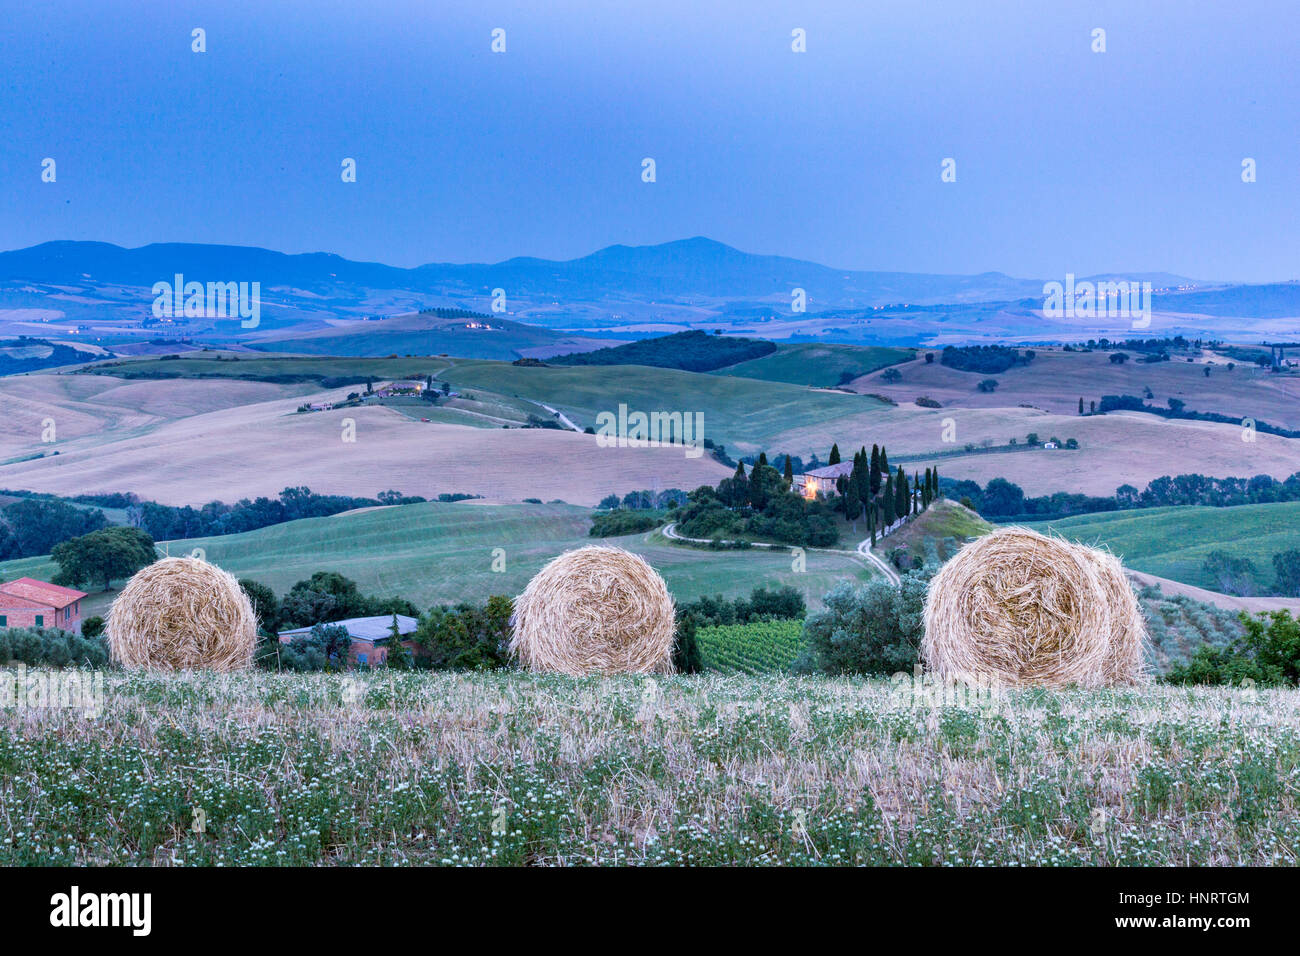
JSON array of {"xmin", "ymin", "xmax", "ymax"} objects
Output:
[
  {"xmin": 2, "ymin": 238, "xmax": 1293, "ymax": 356},
  {"xmin": 0, "ymin": 236, "xmax": 1202, "ymax": 309}
]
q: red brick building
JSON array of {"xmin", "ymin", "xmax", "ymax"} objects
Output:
[{"xmin": 0, "ymin": 578, "xmax": 89, "ymax": 634}]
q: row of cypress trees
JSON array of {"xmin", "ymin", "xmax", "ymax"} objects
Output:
[{"xmin": 828, "ymin": 443, "xmax": 941, "ymax": 546}]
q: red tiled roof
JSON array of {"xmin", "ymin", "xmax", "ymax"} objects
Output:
[{"xmin": 0, "ymin": 578, "xmax": 88, "ymax": 609}]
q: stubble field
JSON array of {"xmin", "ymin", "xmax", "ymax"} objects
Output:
[{"xmin": 2, "ymin": 669, "xmax": 1295, "ymax": 866}]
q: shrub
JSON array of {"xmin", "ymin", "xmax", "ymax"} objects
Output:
[
  {"xmin": 1201, "ymin": 551, "xmax": 1260, "ymax": 597},
  {"xmin": 0, "ymin": 627, "xmax": 109, "ymax": 668},
  {"xmin": 677, "ymin": 586, "xmax": 805, "ymax": 629},
  {"xmin": 239, "ymin": 579, "xmax": 281, "ymax": 633},
  {"xmin": 672, "ymin": 612, "xmax": 703, "ymax": 673},
  {"xmin": 589, "ymin": 509, "xmax": 664, "ymax": 537},
  {"xmin": 1164, "ymin": 610, "xmax": 1300, "ymax": 686},
  {"xmin": 794, "ymin": 568, "xmax": 930, "ymax": 675},
  {"xmin": 272, "ymin": 623, "xmax": 354, "ymax": 672},
  {"xmin": 414, "ymin": 596, "xmax": 513, "ymax": 670}
]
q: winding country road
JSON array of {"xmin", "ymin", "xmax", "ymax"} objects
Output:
[
  {"xmin": 527, "ymin": 400, "xmax": 582, "ymax": 432},
  {"xmin": 661, "ymin": 522, "xmax": 901, "ymax": 585}
]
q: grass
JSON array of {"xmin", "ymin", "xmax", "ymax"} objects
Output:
[
  {"xmin": 1028, "ymin": 502, "xmax": 1300, "ymax": 592},
  {"xmin": 74, "ymin": 353, "xmax": 462, "ymax": 384},
  {"xmin": 716, "ymin": 343, "xmax": 914, "ymax": 388},
  {"xmin": 2, "ymin": 668, "xmax": 1296, "ymax": 865},
  {"xmin": 55, "ymin": 351, "xmax": 897, "ymax": 461},
  {"xmin": 696, "ymin": 619, "xmax": 805, "ymax": 674},
  {"xmin": 0, "ymin": 502, "xmax": 876, "ymax": 613},
  {"xmin": 875, "ymin": 499, "xmax": 991, "ymax": 565},
  {"xmin": 437, "ymin": 359, "xmax": 887, "ymax": 453},
  {"xmin": 253, "ymin": 314, "xmax": 604, "ymax": 360}
]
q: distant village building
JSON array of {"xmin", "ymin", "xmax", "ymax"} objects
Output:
[
  {"xmin": 0, "ymin": 578, "xmax": 88, "ymax": 634},
  {"xmin": 308, "ymin": 401, "xmax": 334, "ymax": 411},
  {"xmin": 794, "ymin": 461, "xmax": 855, "ymax": 499},
  {"xmin": 1042, "ymin": 441, "xmax": 1058, "ymax": 449},
  {"xmin": 375, "ymin": 381, "xmax": 426, "ymax": 398},
  {"xmin": 277, "ymin": 614, "xmax": 420, "ymax": 667}
]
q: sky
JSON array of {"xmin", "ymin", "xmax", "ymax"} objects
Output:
[{"xmin": 2, "ymin": 0, "xmax": 1298, "ymax": 281}]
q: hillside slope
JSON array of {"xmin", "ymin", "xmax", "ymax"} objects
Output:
[
  {"xmin": 0, "ymin": 381, "xmax": 730, "ymax": 506},
  {"xmin": 1029, "ymin": 502, "xmax": 1300, "ymax": 602},
  {"xmin": 0, "ymin": 501, "xmax": 875, "ymax": 613}
]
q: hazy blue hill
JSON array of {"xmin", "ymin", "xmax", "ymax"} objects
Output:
[
  {"xmin": 0, "ymin": 237, "xmax": 1050, "ymax": 307},
  {"xmin": 1153, "ymin": 282, "xmax": 1300, "ymax": 319}
]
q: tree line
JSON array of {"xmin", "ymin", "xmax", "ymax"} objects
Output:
[
  {"xmin": 945, "ymin": 470, "xmax": 1300, "ymax": 521},
  {"xmin": 824, "ymin": 442, "xmax": 941, "ymax": 547},
  {"xmin": 0, "ymin": 487, "xmax": 432, "ymax": 561}
]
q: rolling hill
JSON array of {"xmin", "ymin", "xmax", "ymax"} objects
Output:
[
  {"xmin": 435, "ymin": 359, "xmax": 888, "ymax": 454},
  {"xmin": 1028, "ymin": 502, "xmax": 1300, "ymax": 599},
  {"xmin": 851, "ymin": 346, "xmax": 1300, "ymax": 430},
  {"xmin": 717, "ymin": 342, "xmax": 914, "ymax": 387},
  {"xmin": 249, "ymin": 312, "xmax": 614, "ymax": 360},
  {"xmin": 0, "ymin": 501, "xmax": 877, "ymax": 615}
]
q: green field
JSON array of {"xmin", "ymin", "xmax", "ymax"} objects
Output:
[
  {"xmin": 696, "ymin": 619, "xmax": 805, "ymax": 674},
  {"xmin": 438, "ymin": 359, "xmax": 886, "ymax": 453},
  {"xmin": 70, "ymin": 352, "xmax": 890, "ymax": 454},
  {"xmin": 874, "ymin": 499, "xmax": 991, "ymax": 565},
  {"xmin": 254, "ymin": 325, "xmax": 574, "ymax": 360},
  {"xmin": 1028, "ymin": 502, "xmax": 1300, "ymax": 592},
  {"xmin": 0, "ymin": 502, "xmax": 876, "ymax": 614},
  {"xmin": 75, "ymin": 353, "xmax": 459, "ymax": 384},
  {"xmin": 717, "ymin": 343, "xmax": 914, "ymax": 388},
  {"xmin": 3, "ymin": 669, "xmax": 1295, "ymax": 865}
]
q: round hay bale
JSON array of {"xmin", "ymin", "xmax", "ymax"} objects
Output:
[
  {"xmin": 510, "ymin": 545, "xmax": 676, "ymax": 675},
  {"xmin": 1072, "ymin": 543, "xmax": 1149, "ymax": 685},
  {"xmin": 921, "ymin": 527, "xmax": 1148, "ymax": 688},
  {"xmin": 106, "ymin": 557, "xmax": 258, "ymax": 672}
]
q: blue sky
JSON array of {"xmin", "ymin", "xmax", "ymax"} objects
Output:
[{"xmin": 2, "ymin": 0, "xmax": 1297, "ymax": 280}]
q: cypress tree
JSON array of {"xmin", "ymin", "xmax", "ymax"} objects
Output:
[
  {"xmin": 783, "ymin": 455, "xmax": 793, "ymax": 486},
  {"xmin": 1079, "ymin": 397, "xmax": 1085, "ymax": 415},
  {"xmin": 829, "ymin": 443, "xmax": 841, "ymax": 465},
  {"xmin": 883, "ymin": 473, "xmax": 895, "ymax": 527},
  {"xmin": 896, "ymin": 466, "xmax": 909, "ymax": 517},
  {"xmin": 757, "ymin": 451, "xmax": 768, "ymax": 469},
  {"xmin": 880, "ymin": 446, "xmax": 889, "ymax": 478},
  {"xmin": 733, "ymin": 461, "xmax": 746, "ymax": 480},
  {"xmin": 870, "ymin": 444, "xmax": 881, "ymax": 496}
]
